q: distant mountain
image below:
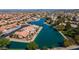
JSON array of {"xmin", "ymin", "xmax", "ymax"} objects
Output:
[{"xmin": 0, "ymin": 9, "xmax": 79, "ymax": 12}]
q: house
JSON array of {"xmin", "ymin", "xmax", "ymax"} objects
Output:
[{"xmin": 71, "ymin": 24, "xmax": 78, "ymax": 28}]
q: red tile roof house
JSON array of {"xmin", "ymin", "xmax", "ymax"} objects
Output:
[
  {"xmin": 0, "ymin": 27, "xmax": 6, "ymax": 32},
  {"xmin": 0, "ymin": 23, "xmax": 17, "ymax": 33},
  {"xmin": 7, "ymin": 25, "xmax": 39, "ymax": 42},
  {"xmin": 7, "ymin": 23, "xmax": 17, "ymax": 29},
  {"xmin": 15, "ymin": 31, "xmax": 29, "ymax": 40}
]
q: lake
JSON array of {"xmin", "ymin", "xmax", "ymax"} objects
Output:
[{"xmin": 8, "ymin": 18, "xmax": 64, "ymax": 49}]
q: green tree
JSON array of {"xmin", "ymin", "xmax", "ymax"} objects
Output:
[
  {"xmin": 56, "ymin": 15, "xmax": 65, "ymax": 24},
  {"xmin": 74, "ymin": 35, "xmax": 79, "ymax": 44},
  {"xmin": 65, "ymin": 22, "xmax": 71, "ymax": 30},
  {"xmin": 63, "ymin": 29, "xmax": 76, "ymax": 37},
  {"xmin": 45, "ymin": 17, "xmax": 53, "ymax": 25},
  {"xmin": 27, "ymin": 42, "xmax": 38, "ymax": 50},
  {"xmin": 56, "ymin": 24, "xmax": 65, "ymax": 31},
  {"xmin": 64, "ymin": 39, "xmax": 74, "ymax": 47},
  {"xmin": 0, "ymin": 38, "xmax": 10, "ymax": 49},
  {"xmin": 64, "ymin": 39, "xmax": 70, "ymax": 47}
]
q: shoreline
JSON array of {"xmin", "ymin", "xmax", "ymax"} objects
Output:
[
  {"xmin": 59, "ymin": 31, "xmax": 68, "ymax": 39},
  {"xmin": 30, "ymin": 26, "xmax": 43, "ymax": 42}
]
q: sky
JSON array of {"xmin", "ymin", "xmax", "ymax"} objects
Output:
[{"xmin": 0, "ymin": 0, "xmax": 79, "ymax": 9}]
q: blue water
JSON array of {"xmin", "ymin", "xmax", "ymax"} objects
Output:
[
  {"xmin": 8, "ymin": 18, "xmax": 64, "ymax": 49},
  {"xmin": 29, "ymin": 18, "xmax": 64, "ymax": 48},
  {"xmin": 8, "ymin": 41, "xmax": 27, "ymax": 49},
  {"xmin": 35, "ymin": 24, "xmax": 64, "ymax": 48},
  {"xmin": 28, "ymin": 18, "xmax": 46, "ymax": 26}
]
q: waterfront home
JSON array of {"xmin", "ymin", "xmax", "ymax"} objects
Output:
[
  {"xmin": 8, "ymin": 25, "xmax": 39, "ymax": 42},
  {"xmin": 71, "ymin": 24, "xmax": 78, "ymax": 28}
]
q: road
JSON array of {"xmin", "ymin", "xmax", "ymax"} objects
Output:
[{"xmin": 0, "ymin": 24, "xmax": 30, "ymax": 38}]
